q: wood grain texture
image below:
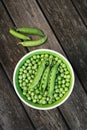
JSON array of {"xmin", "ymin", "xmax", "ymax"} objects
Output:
[
  {"xmin": 71, "ymin": 0, "xmax": 87, "ymax": 25},
  {"xmin": 0, "ymin": 1, "xmax": 68, "ymax": 130},
  {"xmin": 59, "ymin": 75, "xmax": 87, "ymax": 130},
  {"xmin": 37, "ymin": 0, "xmax": 87, "ymax": 92},
  {"xmin": 0, "ymin": 65, "xmax": 35, "ymax": 130},
  {"xmin": 1, "ymin": 0, "xmax": 87, "ymax": 129}
]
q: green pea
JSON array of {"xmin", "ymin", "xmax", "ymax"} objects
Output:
[
  {"xmin": 62, "ymin": 84, "xmax": 65, "ymax": 88},
  {"xmin": 58, "ymin": 60, "xmax": 61, "ymax": 64},
  {"xmin": 65, "ymin": 71, "xmax": 69, "ymax": 75},
  {"xmin": 30, "ymin": 80, "xmax": 33, "ymax": 83},
  {"xmin": 59, "ymin": 93, "xmax": 63, "ymax": 97},
  {"xmin": 55, "ymin": 97, "xmax": 60, "ymax": 100},
  {"xmin": 23, "ymin": 70, "xmax": 27, "ymax": 73},
  {"xmin": 25, "ymin": 79, "xmax": 28, "ymax": 83},
  {"xmin": 65, "ymin": 87, "xmax": 68, "ymax": 91},
  {"xmin": 33, "ymin": 55, "xmax": 36, "ymax": 59},
  {"xmin": 46, "ymin": 97, "xmax": 50, "ymax": 101},
  {"xmin": 22, "ymin": 66, "xmax": 26, "ymax": 70},
  {"xmin": 58, "ymin": 85, "xmax": 61, "ymax": 88},
  {"xmin": 31, "ymin": 92, "xmax": 34, "ymax": 96},
  {"xmin": 33, "ymin": 99, "xmax": 37, "ymax": 103},
  {"xmin": 67, "ymin": 75, "xmax": 71, "ymax": 79},
  {"xmin": 60, "ymin": 73, "xmax": 64, "ymax": 77},
  {"xmin": 19, "ymin": 68, "xmax": 23, "ymax": 72},
  {"xmin": 19, "ymin": 80, "xmax": 22, "ymax": 83},
  {"xmin": 26, "ymin": 59, "xmax": 30, "ymax": 63},
  {"xmin": 38, "ymin": 95, "xmax": 42, "ymax": 99},
  {"xmin": 45, "ymin": 54, "xmax": 49, "ymax": 58},
  {"xmin": 48, "ymin": 101, "xmax": 52, "ymax": 104},
  {"xmin": 33, "ymin": 64, "xmax": 37, "ymax": 69},
  {"xmin": 54, "ymin": 93, "xmax": 58, "ymax": 98},
  {"xmin": 62, "ymin": 80, "xmax": 65, "ymax": 84},
  {"xmin": 28, "ymin": 77, "xmax": 31, "ymax": 80},
  {"xmin": 23, "ymin": 74, "xmax": 26, "ymax": 79},
  {"xmin": 62, "ymin": 64, "xmax": 66, "ymax": 68},
  {"xmin": 58, "ymin": 76, "xmax": 62, "ymax": 81},
  {"xmin": 55, "ymin": 57, "xmax": 58, "ymax": 61},
  {"xmin": 55, "ymin": 85, "xmax": 58, "ymax": 89},
  {"xmin": 27, "ymin": 97, "xmax": 31, "ymax": 101},
  {"xmin": 35, "ymin": 90, "xmax": 39, "ymax": 94},
  {"xmin": 29, "ymin": 70, "xmax": 32, "ymax": 74},
  {"xmin": 19, "ymin": 75, "xmax": 22, "ymax": 80},
  {"xmin": 44, "ymin": 91, "xmax": 48, "ymax": 96},
  {"xmin": 62, "ymin": 91, "xmax": 65, "ymax": 94},
  {"xmin": 59, "ymin": 88, "xmax": 63, "ymax": 92},
  {"xmin": 22, "ymin": 82, "xmax": 26, "ymax": 86},
  {"xmin": 42, "ymin": 100, "xmax": 46, "ymax": 104},
  {"xmin": 55, "ymin": 89, "xmax": 59, "ymax": 93},
  {"xmin": 66, "ymin": 83, "xmax": 70, "ymax": 87},
  {"xmin": 23, "ymin": 91, "xmax": 26, "ymax": 95},
  {"xmin": 49, "ymin": 55, "xmax": 53, "ymax": 59},
  {"xmin": 24, "ymin": 63, "xmax": 28, "ymax": 67},
  {"xmin": 27, "ymin": 66, "xmax": 31, "ymax": 70},
  {"xmin": 29, "ymin": 63, "xmax": 32, "ymax": 67},
  {"xmin": 60, "ymin": 69, "xmax": 63, "ymax": 73}
]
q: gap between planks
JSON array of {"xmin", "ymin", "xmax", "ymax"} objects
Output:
[
  {"xmin": 70, "ymin": 0, "xmax": 87, "ymax": 28},
  {"xmin": 0, "ymin": 63, "xmax": 36, "ymax": 130}
]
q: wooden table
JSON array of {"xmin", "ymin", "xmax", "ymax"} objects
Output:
[{"xmin": 0, "ymin": 0, "xmax": 87, "ymax": 130}]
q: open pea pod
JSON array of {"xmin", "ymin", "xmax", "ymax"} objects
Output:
[
  {"xmin": 48, "ymin": 64, "xmax": 58, "ymax": 98},
  {"xmin": 40, "ymin": 66, "xmax": 50, "ymax": 92},
  {"xmin": 29, "ymin": 61, "xmax": 45, "ymax": 89}
]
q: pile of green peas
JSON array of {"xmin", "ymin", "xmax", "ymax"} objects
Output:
[{"xmin": 18, "ymin": 53, "xmax": 71, "ymax": 105}]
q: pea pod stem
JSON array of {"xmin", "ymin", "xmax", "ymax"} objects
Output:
[
  {"xmin": 29, "ymin": 61, "xmax": 45, "ymax": 89},
  {"xmin": 9, "ymin": 28, "xmax": 30, "ymax": 40},
  {"xmin": 18, "ymin": 36, "xmax": 47, "ymax": 47},
  {"xmin": 16, "ymin": 27, "xmax": 44, "ymax": 36},
  {"xmin": 48, "ymin": 64, "xmax": 58, "ymax": 98}
]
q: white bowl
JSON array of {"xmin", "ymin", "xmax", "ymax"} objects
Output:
[{"xmin": 13, "ymin": 49, "xmax": 75, "ymax": 110}]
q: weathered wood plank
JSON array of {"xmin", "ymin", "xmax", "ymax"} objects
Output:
[
  {"xmin": 71, "ymin": 0, "xmax": 87, "ymax": 25},
  {"xmin": 59, "ymin": 74, "xmax": 87, "ymax": 130},
  {"xmin": 0, "ymin": 1, "xmax": 69, "ymax": 130},
  {"xmin": 0, "ymin": 64, "xmax": 35, "ymax": 130},
  {"xmin": 3, "ymin": 0, "xmax": 87, "ymax": 129},
  {"xmin": 37, "ymin": 0, "xmax": 87, "ymax": 92}
]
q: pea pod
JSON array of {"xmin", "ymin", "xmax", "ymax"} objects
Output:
[
  {"xmin": 18, "ymin": 36, "xmax": 47, "ymax": 47},
  {"xmin": 29, "ymin": 61, "xmax": 45, "ymax": 89},
  {"xmin": 48, "ymin": 64, "xmax": 58, "ymax": 98},
  {"xmin": 9, "ymin": 28, "xmax": 30, "ymax": 40},
  {"xmin": 16, "ymin": 27, "xmax": 44, "ymax": 36},
  {"xmin": 40, "ymin": 66, "xmax": 50, "ymax": 92}
]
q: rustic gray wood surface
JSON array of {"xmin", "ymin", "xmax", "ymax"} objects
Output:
[{"xmin": 0, "ymin": 0, "xmax": 87, "ymax": 130}]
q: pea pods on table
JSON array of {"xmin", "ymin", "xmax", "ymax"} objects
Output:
[
  {"xmin": 16, "ymin": 27, "xmax": 44, "ymax": 36},
  {"xmin": 48, "ymin": 64, "xmax": 58, "ymax": 98},
  {"xmin": 9, "ymin": 28, "xmax": 30, "ymax": 40}
]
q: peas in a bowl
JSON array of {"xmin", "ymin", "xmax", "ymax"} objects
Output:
[{"xmin": 13, "ymin": 49, "xmax": 75, "ymax": 110}]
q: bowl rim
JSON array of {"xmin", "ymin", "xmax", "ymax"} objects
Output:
[{"xmin": 13, "ymin": 49, "xmax": 75, "ymax": 110}]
